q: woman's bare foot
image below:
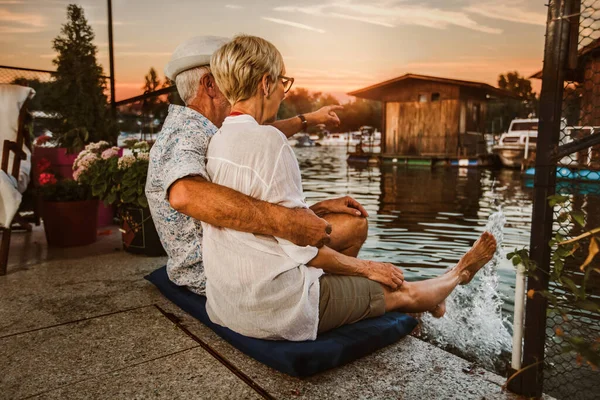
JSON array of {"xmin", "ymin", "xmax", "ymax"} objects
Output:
[
  {"xmin": 455, "ymin": 232, "xmax": 497, "ymax": 285},
  {"xmin": 429, "ymin": 300, "xmax": 446, "ymax": 318}
]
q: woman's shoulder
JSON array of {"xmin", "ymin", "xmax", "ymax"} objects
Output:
[{"xmin": 255, "ymin": 124, "xmax": 287, "ymax": 144}]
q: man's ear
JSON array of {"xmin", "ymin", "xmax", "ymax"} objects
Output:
[
  {"xmin": 202, "ymin": 73, "xmax": 217, "ymax": 98},
  {"xmin": 261, "ymin": 74, "xmax": 270, "ymax": 97}
]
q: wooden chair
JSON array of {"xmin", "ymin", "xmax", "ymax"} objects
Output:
[{"xmin": 1, "ymin": 85, "xmax": 34, "ymax": 276}]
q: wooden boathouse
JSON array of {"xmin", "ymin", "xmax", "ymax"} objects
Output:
[{"xmin": 348, "ymin": 74, "xmax": 513, "ymax": 165}]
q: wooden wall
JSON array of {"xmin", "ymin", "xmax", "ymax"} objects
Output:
[
  {"xmin": 579, "ymin": 56, "xmax": 600, "ymax": 126},
  {"xmin": 385, "ymin": 100, "xmax": 460, "ymax": 156},
  {"xmin": 578, "ymin": 56, "xmax": 600, "ymax": 168},
  {"xmin": 376, "ymin": 80, "xmax": 460, "ymax": 102}
]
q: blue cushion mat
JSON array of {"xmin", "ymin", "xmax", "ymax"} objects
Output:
[{"xmin": 145, "ymin": 266, "xmax": 418, "ymax": 377}]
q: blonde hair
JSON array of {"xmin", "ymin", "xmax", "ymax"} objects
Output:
[{"xmin": 210, "ymin": 34, "xmax": 284, "ymax": 105}]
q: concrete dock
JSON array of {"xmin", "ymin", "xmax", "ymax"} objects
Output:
[{"xmin": 0, "ymin": 226, "xmax": 544, "ymax": 399}]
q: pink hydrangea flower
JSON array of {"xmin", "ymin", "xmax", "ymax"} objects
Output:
[
  {"xmin": 118, "ymin": 154, "xmax": 136, "ymax": 170},
  {"xmin": 101, "ymin": 147, "xmax": 120, "ymax": 160}
]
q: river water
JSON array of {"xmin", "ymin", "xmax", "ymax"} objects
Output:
[
  {"xmin": 297, "ymin": 145, "xmax": 600, "ymax": 396},
  {"xmin": 295, "ymin": 146, "xmax": 531, "ymax": 321}
]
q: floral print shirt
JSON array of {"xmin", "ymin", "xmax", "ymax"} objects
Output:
[{"xmin": 146, "ymin": 105, "xmax": 217, "ymax": 295}]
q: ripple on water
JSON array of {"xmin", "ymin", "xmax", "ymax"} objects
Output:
[
  {"xmin": 420, "ymin": 210, "xmax": 513, "ymax": 370},
  {"xmin": 294, "ymin": 146, "xmax": 535, "ymax": 369}
]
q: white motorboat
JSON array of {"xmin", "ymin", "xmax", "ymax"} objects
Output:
[
  {"xmin": 320, "ymin": 132, "xmax": 361, "ymax": 146},
  {"xmin": 492, "ymin": 118, "xmax": 538, "ymax": 168}
]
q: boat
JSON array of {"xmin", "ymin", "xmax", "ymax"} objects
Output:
[
  {"xmin": 359, "ymin": 126, "xmax": 381, "ymax": 153},
  {"xmin": 492, "ymin": 118, "xmax": 538, "ymax": 168},
  {"xmin": 320, "ymin": 132, "xmax": 361, "ymax": 147},
  {"xmin": 295, "ymin": 134, "xmax": 315, "ymax": 147}
]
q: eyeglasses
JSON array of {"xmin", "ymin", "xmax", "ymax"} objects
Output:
[{"xmin": 279, "ymin": 75, "xmax": 294, "ymax": 93}]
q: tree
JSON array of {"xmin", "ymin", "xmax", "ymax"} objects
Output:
[
  {"xmin": 498, "ymin": 71, "xmax": 538, "ymax": 108},
  {"xmin": 141, "ymin": 67, "xmax": 161, "ymax": 132},
  {"xmin": 11, "ymin": 77, "xmax": 53, "ymax": 112},
  {"xmin": 486, "ymin": 71, "xmax": 539, "ymax": 133},
  {"xmin": 163, "ymin": 77, "xmax": 184, "ymax": 106},
  {"xmin": 277, "ymin": 87, "xmax": 381, "ymax": 132},
  {"xmin": 337, "ymin": 97, "xmax": 381, "ymax": 133},
  {"xmin": 49, "ymin": 4, "xmax": 116, "ymax": 147}
]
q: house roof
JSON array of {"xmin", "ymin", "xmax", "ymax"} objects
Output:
[
  {"xmin": 530, "ymin": 37, "xmax": 600, "ymax": 79},
  {"xmin": 347, "ymin": 73, "xmax": 514, "ymax": 100}
]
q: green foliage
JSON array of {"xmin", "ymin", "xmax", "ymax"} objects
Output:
[
  {"xmin": 163, "ymin": 77, "xmax": 184, "ymax": 106},
  {"xmin": 37, "ymin": 178, "xmax": 91, "ymax": 202},
  {"xmin": 486, "ymin": 71, "xmax": 539, "ymax": 134},
  {"xmin": 78, "ymin": 141, "xmax": 150, "ymax": 210},
  {"xmin": 11, "ymin": 78, "xmax": 54, "ymax": 111},
  {"xmin": 115, "ymin": 156, "xmax": 149, "ymax": 209},
  {"xmin": 48, "ymin": 4, "xmax": 117, "ymax": 148},
  {"xmin": 60, "ymin": 127, "xmax": 90, "ymax": 154},
  {"xmin": 507, "ymin": 195, "xmax": 600, "ymax": 368}
]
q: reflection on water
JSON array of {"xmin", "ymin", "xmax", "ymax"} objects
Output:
[
  {"xmin": 296, "ymin": 146, "xmax": 600, "ymax": 384},
  {"xmin": 296, "ymin": 146, "xmax": 533, "ymax": 320}
]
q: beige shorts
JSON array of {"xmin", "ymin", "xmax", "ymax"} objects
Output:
[{"xmin": 317, "ymin": 274, "xmax": 386, "ymax": 334}]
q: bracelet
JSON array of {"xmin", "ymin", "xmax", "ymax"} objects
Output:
[{"xmin": 298, "ymin": 114, "xmax": 308, "ymax": 131}]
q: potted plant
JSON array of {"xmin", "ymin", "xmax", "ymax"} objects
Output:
[
  {"xmin": 37, "ymin": 158, "xmax": 98, "ymax": 247},
  {"xmin": 72, "ymin": 141, "xmax": 122, "ymax": 226},
  {"xmin": 89, "ymin": 140, "xmax": 165, "ymax": 256},
  {"xmin": 33, "ymin": 127, "xmax": 90, "ymax": 180}
]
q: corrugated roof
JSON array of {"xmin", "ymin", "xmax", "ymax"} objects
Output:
[{"xmin": 348, "ymin": 73, "xmax": 513, "ymax": 100}]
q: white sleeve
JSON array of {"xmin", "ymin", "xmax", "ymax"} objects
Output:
[
  {"xmin": 267, "ymin": 138, "xmax": 318, "ymax": 265},
  {"xmin": 276, "ymin": 237, "xmax": 319, "ymax": 265}
]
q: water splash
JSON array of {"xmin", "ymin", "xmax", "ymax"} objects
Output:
[{"xmin": 420, "ymin": 209, "xmax": 513, "ymax": 369}]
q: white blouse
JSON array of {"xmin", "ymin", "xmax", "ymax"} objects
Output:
[{"xmin": 202, "ymin": 114, "xmax": 323, "ymax": 341}]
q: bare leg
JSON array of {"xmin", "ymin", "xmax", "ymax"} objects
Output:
[
  {"xmin": 321, "ymin": 213, "xmax": 368, "ymax": 257},
  {"xmin": 384, "ymin": 232, "xmax": 496, "ymax": 314}
]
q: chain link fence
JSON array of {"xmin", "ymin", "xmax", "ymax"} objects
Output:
[
  {"xmin": 511, "ymin": 1, "xmax": 600, "ymax": 399},
  {"xmin": 544, "ymin": 1, "xmax": 600, "ymax": 398},
  {"xmin": 0, "ymin": 65, "xmax": 54, "ymax": 85},
  {"xmin": 0, "ymin": 65, "xmax": 113, "ymax": 106}
]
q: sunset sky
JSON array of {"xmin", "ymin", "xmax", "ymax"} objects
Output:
[{"xmin": 0, "ymin": 0, "xmax": 547, "ymax": 102}]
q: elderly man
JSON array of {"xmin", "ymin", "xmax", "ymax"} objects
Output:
[{"xmin": 146, "ymin": 36, "xmax": 372, "ymax": 295}]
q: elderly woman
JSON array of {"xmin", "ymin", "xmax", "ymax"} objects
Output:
[{"xmin": 203, "ymin": 35, "xmax": 496, "ymax": 341}]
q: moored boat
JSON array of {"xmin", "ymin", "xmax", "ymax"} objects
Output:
[
  {"xmin": 320, "ymin": 132, "xmax": 361, "ymax": 147},
  {"xmin": 492, "ymin": 118, "xmax": 538, "ymax": 168}
]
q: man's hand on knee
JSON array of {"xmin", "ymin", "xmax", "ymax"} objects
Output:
[
  {"xmin": 310, "ymin": 196, "xmax": 369, "ymax": 218},
  {"xmin": 285, "ymin": 208, "xmax": 332, "ymax": 248},
  {"xmin": 363, "ymin": 261, "xmax": 404, "ymax": 290}
]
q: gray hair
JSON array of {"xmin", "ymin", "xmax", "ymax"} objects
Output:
[{"xmin": 175, "ymin": 66, "xmax": 211, "ymax": 105}]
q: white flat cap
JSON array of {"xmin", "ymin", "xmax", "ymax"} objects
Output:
[{"xmin": 164, "ymin": 35, "xmax": 229, "ymax": 81}]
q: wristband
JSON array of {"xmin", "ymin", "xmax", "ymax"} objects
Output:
[{"xmin": 298, "ymin": 114, "xmax": 308, "ymax": 131}]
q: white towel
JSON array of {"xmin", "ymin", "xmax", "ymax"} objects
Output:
[
  {"xmin": 0, "ymin": 170, "xmax": 22, "ymax": 228},
  {"xmin": 0, "ymin": 84, "xmax": 36, "ymax": 195}
]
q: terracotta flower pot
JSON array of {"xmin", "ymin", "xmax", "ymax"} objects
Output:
[
  {"xmin": 119, "ymin": 206, "xmax": 166, "ymax": 257},
  {"xmin": 42, "ymin": 199, "xmax": 99, "ymax": 247}
]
